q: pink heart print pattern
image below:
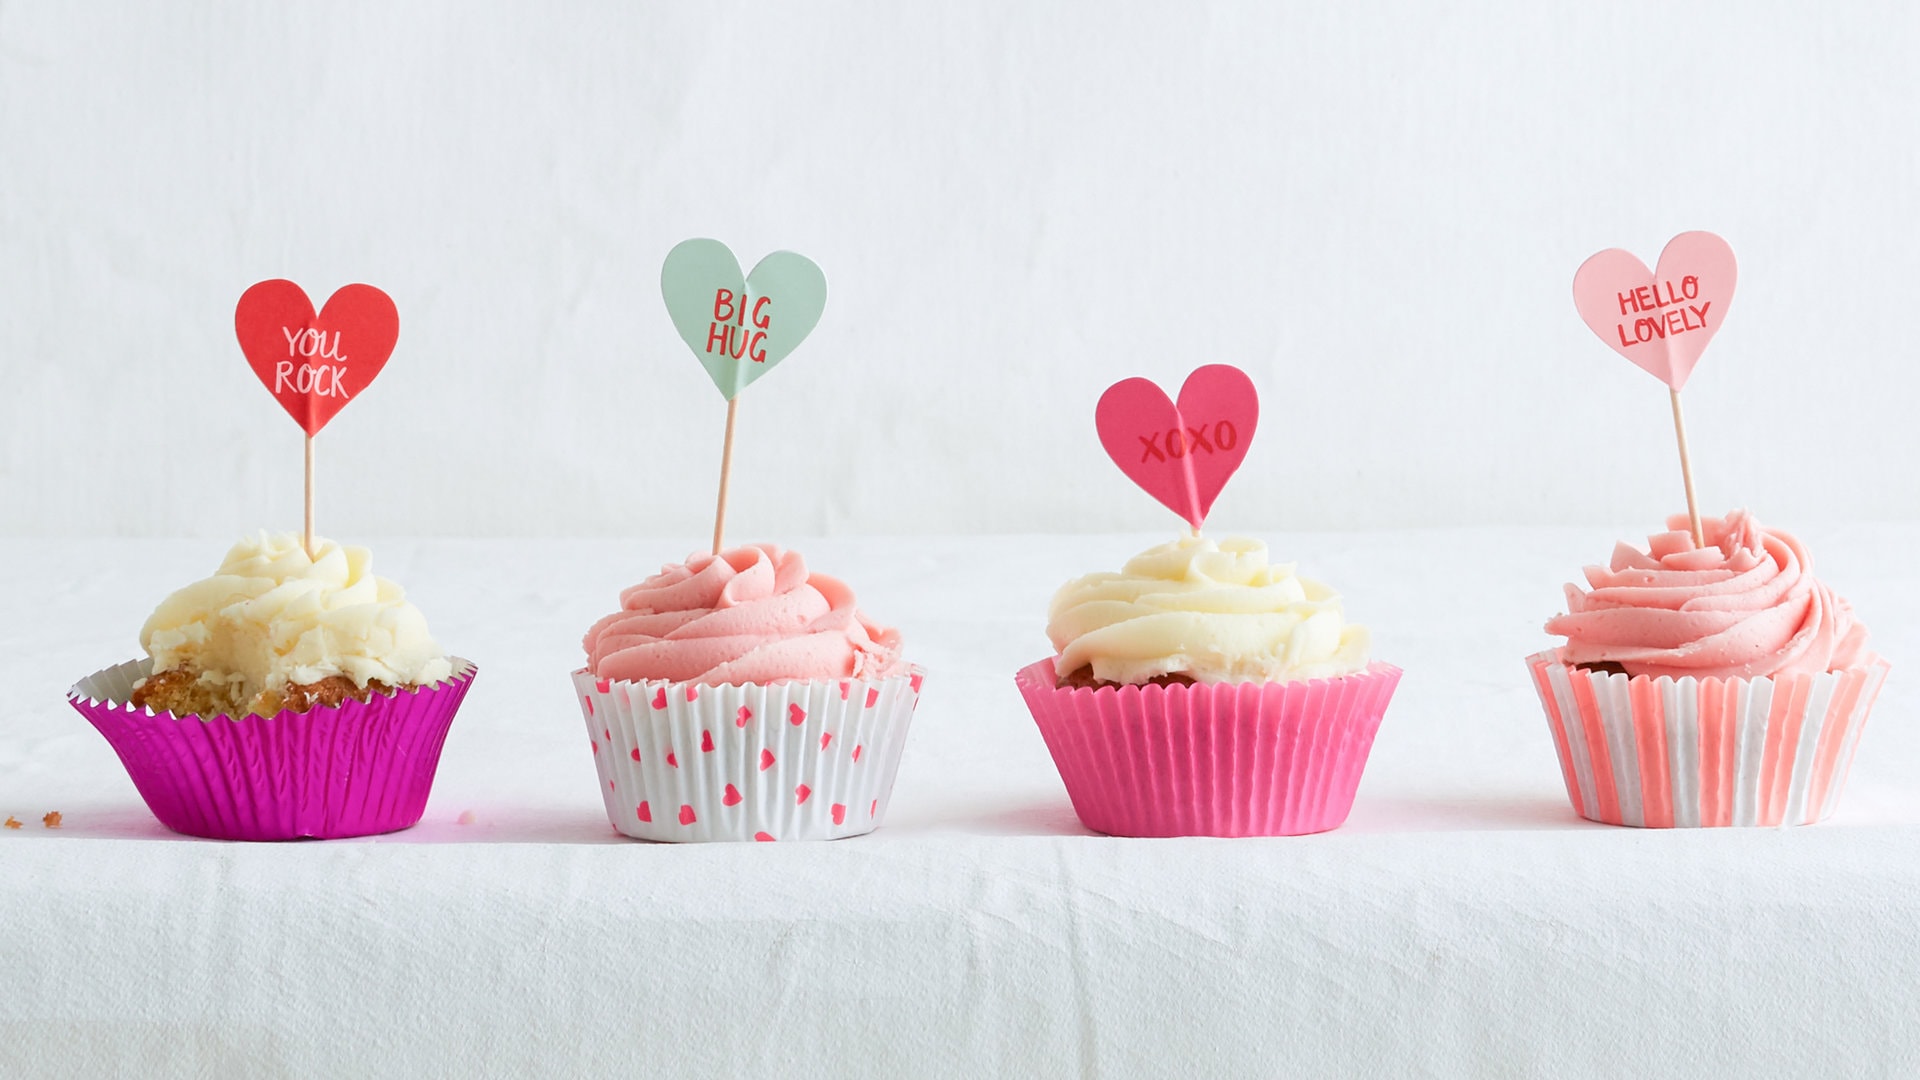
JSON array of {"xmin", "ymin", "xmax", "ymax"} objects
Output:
[
  {"xmin": 578, "ymin": 668, "xmax": 923, "ymax": 843},
  {"xmin": 1572, "ymin": 231, "xmax": 1737, "ymax": 391},
  {"xmin": 1095, "ymin": 365, "xmax": 1259, "ymax": 530}
]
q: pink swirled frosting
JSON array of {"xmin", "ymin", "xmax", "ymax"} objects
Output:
[
  {"xmin": 1544, "ymin": 510, "xmax": 1870, "ymax": 680},
  {"xmin": 583, "ymin": 545, "xmax": 906, "ymax": 685}
]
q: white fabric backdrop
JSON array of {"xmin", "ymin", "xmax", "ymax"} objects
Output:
[
  {"xmin": 3, "ymin": 528, "xmax": 1915, "ymax": 1077},
  {"xmin": 3, "ymin": 1, "xmax": 1917, "ymax": 538}
]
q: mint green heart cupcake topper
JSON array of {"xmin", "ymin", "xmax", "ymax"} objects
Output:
[
  {"xmin": 660, "ymin": 238, "xmax": 828, "ymax": 553},
  {"xmin": 661, "ymin": 238, "xmax": 827, "ymax": 400}
]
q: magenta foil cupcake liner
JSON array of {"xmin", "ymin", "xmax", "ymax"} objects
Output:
[
  {"xmin": 68, "ymin": 657, "xmax": 476, "ymax": 841},
  {"xmin": 575, "ymin": 667, "xmax": 925, "ymax": 843},
  {"xmin": 1015, "ymin": 659, "xmax": 1401, "ymax": 837},
  {"xmin": 1527, "ymin": 649, "xmax": 1889, "ymax": 828}
]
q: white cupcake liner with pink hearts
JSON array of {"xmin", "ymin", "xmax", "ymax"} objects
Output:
[
  {"xmin": 1527, "ymin": 649, "xmax": 1890, "ymax": 828},
  {"xmin": 573, "ymin": 667, "xmax": 925, "ymax": 842}
]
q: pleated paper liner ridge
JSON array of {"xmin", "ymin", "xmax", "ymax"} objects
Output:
[
  {"xmin": 1527, "ymin": 649, "xmax": 1890, "ymax": 828},
  {"xmin": 575, "ymin": 666, "xmax": 925, "ymax": 842},
  {"xmin": 69, "ymin": 657, "xmax": 476, "ymax": 841},
  {"xmin": 1015, "ymin": 658, "xmax": 1401, "ymax": 837}
]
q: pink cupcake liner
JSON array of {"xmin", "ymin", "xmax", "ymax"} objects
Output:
[
  {"xmin": 574, "ymin": 667, "xmax": 925, "ymax": 842},
  {"xmin": 1014, "ymin": 658, "xmax": 1401, "ymax": 837},
  {"xmin": 69, "ymin": 657, "xmax": 476, "ymax": 841},
  {"xmin": 1527, "ymin": 649, "xmax": 1890, "ymax": 828}
]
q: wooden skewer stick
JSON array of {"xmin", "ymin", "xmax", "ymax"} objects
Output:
[
  {"xmin": 1669, "ymin": 388, "xmax": 1704, "ymax": 548},
  {"xmin": 712, "ymin": 395, "xmax": 740, "ymax": 555},
  {"xmin": 303, "ymin": 433, "xmax": 316, "ymax": 559}
]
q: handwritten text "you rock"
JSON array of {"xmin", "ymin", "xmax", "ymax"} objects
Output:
[{"xmin": 275, "ymin": 327, "xmax": 352, "ymax": 397}]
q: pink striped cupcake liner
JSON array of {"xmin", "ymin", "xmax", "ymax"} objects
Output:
[
  {"xmin": 574, "ymin": 667, "xmax": 925, "ymax": 842},
  {"xmin": 1526, "ymin": 649, "xmax": 1889, "ymax": 828},
  {"xmin": 1015, "ymin": 658, "xmax": 1401, "ymax": 837},
  {"xmin": 68, "ymin": 657, "xmax": 477, "ymax": 841}
]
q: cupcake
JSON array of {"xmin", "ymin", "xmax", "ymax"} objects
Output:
[
  {"xmin": 1529, "ymin": 511, "xmax": 1888, "ymax": 828},
  {"xmin": 575, "ymin": 544, "xmax": 923, "ymax": 842},
  {"xmin": 1015, "ymin": 535, "xmax": 1401, "ymax": 837},
  {"xmin": 67, "ymin": 533, "xmax": 476, "ymax": 840}
]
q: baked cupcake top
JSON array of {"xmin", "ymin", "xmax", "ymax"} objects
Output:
[
  {"xmin": 583, "ymin": 544, "xmax": 905, "ymax": 685},
  {"xmin": 1544, "ymin": 510, "xmax": 1869, "ymax": 680},
  {"xmin": 1046, "ymin": 535, "xmax": 1370, "ymax": 686},
  {"xmin": 140, "ymin": 532, "xmax": 452, "ymax": 697}
]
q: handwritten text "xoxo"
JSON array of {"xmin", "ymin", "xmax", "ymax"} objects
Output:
[
  {"xmin": 1139, "ymin": 420, "xmax": 1240, "ymax": 463},
  {"xmin": 705, "ymin": 290, "xmax": 773, "ymax": 364},
  {"xmin": 274, "ymin": 327, "xmax": 351, "ymax": 398},
  {"xmin": 1612, "ymin": 275, "xmax": 1712, "ymax": 348}
]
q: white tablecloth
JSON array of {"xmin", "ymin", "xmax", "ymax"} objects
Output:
[{"xmin": 4, "ymin": 530, "xmax": 1917, "ymax": 1079}]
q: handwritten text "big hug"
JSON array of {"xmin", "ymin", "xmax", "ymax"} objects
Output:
[{"xmin": 704, "ymin": 290, "xmax": 777, "ymax": 364}]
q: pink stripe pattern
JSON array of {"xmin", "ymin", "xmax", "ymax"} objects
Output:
[
  {"xmin": 1526, "ymin": 650, "xmax": 1889, "ymax": 828},
  {"xmin": 1016, "ymin": 659, "xmax": 1401, "ymax": 837}
]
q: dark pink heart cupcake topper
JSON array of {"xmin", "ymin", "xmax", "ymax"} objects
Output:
[
  {"xmin": 1571, "ymin": 231, "xmax": 1737, "ymax": 546},
  {"xmin": 1095, "ymin": 364, "xmax": 1259, "ymax": 531},
  {"xmin": 233, "ymin": 279, "xmax": 401, "ymax": 557}
]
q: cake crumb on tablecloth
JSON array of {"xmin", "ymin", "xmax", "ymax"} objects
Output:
[
  {"xmin": 3, "ymin": 816, "xmax": 19, "ymax": 830},
  {"xmin": 42, "ymin": 812, "xmax": 62, "ymax": 828}
]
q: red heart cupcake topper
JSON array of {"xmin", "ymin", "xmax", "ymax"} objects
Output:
[
  {"xmin": 235, "ymin": 280, "xmax": 399, "ymax": 436},
  {"xmin": 1095, "ymin": 364, "xmax": 1259, "ymax": 531},
  {"xmin": 1572, "ymin": 231, "xmax": 1736, "ymax": 391}
]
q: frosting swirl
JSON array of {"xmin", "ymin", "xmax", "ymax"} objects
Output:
[
  {"xmin": 1545, "ymin": 510, "xmax": 1869, "ymax": 679},
  {"xmin": 141, "ymin": 532, "xmax": 452, "ymax": 694},
  {"xmin": 1046, "ymin": 535, "xmax": 1370, "ymax": 685},
  {"xmin": 583, "ymin": 545, "xmax": 906, "ymax": 685}
]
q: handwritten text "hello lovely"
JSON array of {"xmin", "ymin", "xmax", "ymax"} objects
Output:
[
  {"xmin": 275, "ymin": 327, "xmax": 352, "ymax": 397},
  {"xmin": 705, "ymin": 290, "xmax": 774, "ymax": 363},
  {"xmin": 1613, "ymin": 276, "xmax": 1712, "ymax": 348}
]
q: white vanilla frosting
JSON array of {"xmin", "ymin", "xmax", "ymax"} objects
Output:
[
  {"xmin": 140, "ymin": 532, "xmax": 452, "ymax": 695},
  {"xmin": 1046, "ymin": 535, "xmax": 1370, "ymax": 685}
]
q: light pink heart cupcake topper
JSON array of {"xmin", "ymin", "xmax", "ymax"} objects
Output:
[
  {"xmin": 1095, "ymin": 364, "xmax": 1259, "ymax": 531},
  {"xmin": 1571, "ymin": 231, "xmax": 1737, "ymax": 546},
  {"xmin": 1573, "ymin": 231, "xmax": 1736, "ymax": 391}
]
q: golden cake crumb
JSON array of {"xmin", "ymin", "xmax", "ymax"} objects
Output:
[
  {"xmin": 1056, "ymin": 666, "xmax": 1198, "ymax": 690},
  {"xmin": 129, "ymin": 669, "xmax": 209, "ymax": 714},
  {"xmin": 278, "ymin": 675, "xmax": 394, "ymax": 713},
  {"xmin": 3, "ymin": 816, "xmax": 19, "ymax": 830},
  {"xmin": 131, "ymin": 667, "xmax": 397, "ymax": 718},
  {"xmin": 41, "ymin": 812, "xmax": 60, "ymax": 829}
]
